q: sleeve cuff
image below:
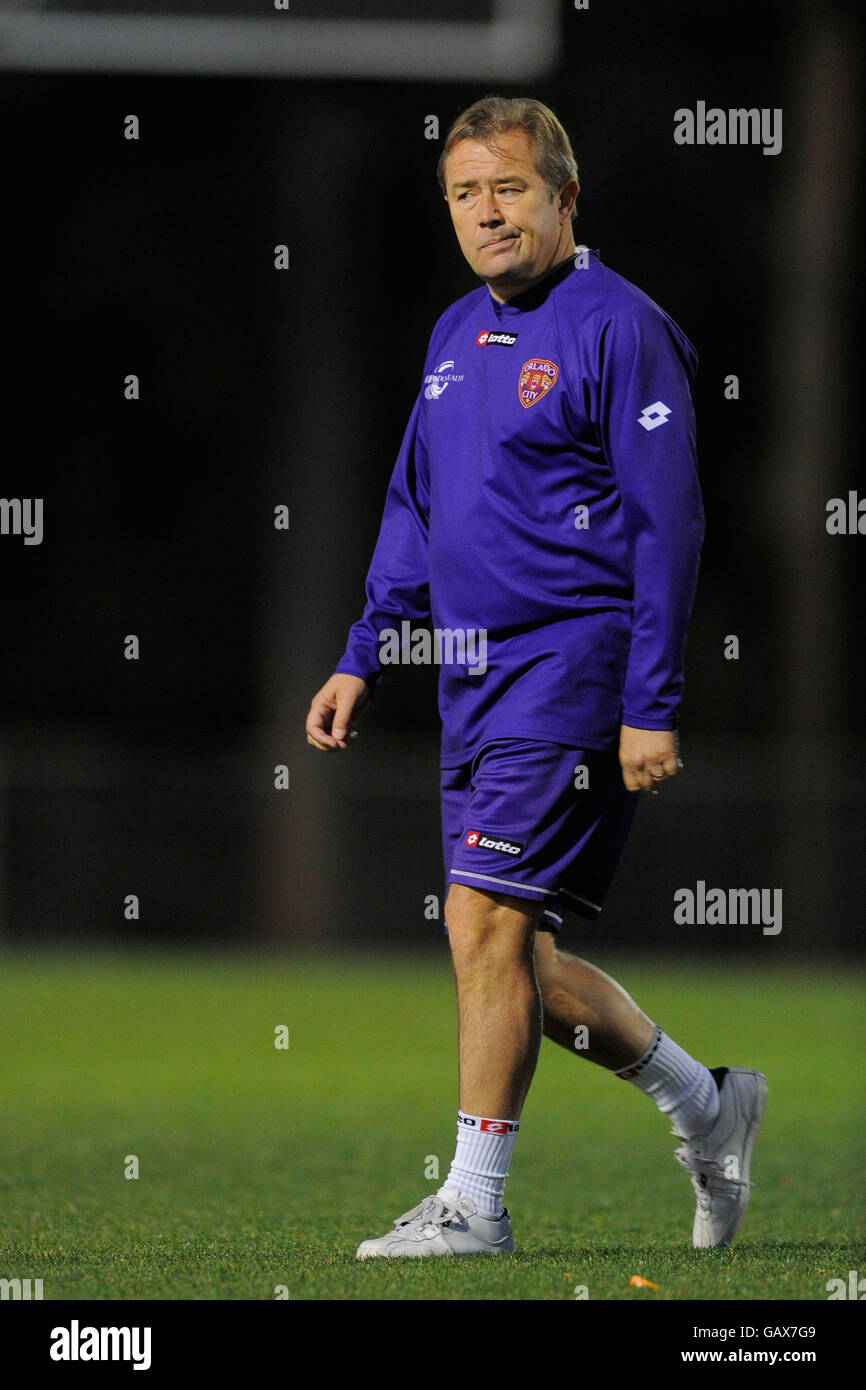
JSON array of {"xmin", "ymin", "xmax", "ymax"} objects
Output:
[{"xmin": 620, "ymin": 711, "xmax": 679, "ymax": 731}]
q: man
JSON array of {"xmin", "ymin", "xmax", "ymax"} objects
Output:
[{"xmin": 305, "ymin": 95, "xmax": 766, "ymax": 1257}]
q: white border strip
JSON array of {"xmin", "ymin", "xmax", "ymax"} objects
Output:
[
  {"xmin": 559, "ymin": 889, "xmax": 602, "ymax": 913},
  {"xmin": 450, "ymin": 868, "xmax": 556, "ymax": 897},
  {"xmin": 0, "ymin": 5, "xmax": 558, "ymax": 78}
]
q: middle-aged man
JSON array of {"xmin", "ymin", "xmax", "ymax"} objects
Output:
[{"xmin": 305, "ymin": 95, "xmax": 766, "ymax": 1257}]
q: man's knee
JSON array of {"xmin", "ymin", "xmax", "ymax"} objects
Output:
[
  {"xmin": 533, "ymin": 929, "xmax": 563, "ymax": 996},
  {"xmin": 533, "ymin": 934, "xmax": 586, "ymax": 1025},
  {"xmin": 445, "ymin": 884, "xmax": 541, "ymax": 968}
]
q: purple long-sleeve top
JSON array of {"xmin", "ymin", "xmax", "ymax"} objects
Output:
[{"xmin": 335, "ymin": 248, "xmax": 704, "ymax": 767}]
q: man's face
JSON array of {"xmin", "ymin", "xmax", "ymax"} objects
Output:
[{"xmin": 443, "ymin": 129, "xmax": 577, "ymax": 301}]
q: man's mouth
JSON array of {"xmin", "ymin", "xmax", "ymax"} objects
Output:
[{"xmin": 480, "ymin": 234, "xmax": 518, "ymax": 250}]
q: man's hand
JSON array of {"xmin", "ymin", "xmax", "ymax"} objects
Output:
[
  {"xmin": 306, "ymin": 673, "xmax": 370, "ymax": 751},
  {"xmin": 618, "ymin": 724, "xmax": 681, "ymax": 795}
]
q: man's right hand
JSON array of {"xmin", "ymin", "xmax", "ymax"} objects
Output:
[{"xmin": 305, "ymin": 673, "xmax": 370, "ymax": 751}]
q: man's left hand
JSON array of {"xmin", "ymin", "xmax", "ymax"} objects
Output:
[{"xmin": 618, "ymin": 725, "xmax": 681, "ymax": 795}]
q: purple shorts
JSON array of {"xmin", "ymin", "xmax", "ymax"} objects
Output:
[{"xmin": 441, "ymin": 738, "xmax": 638, "ymax": 931}]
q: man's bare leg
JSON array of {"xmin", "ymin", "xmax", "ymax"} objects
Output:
[
  {"xmin": 534, "ymin": 930, "xmax": 655, "ymax": 1070},
  {"xmin": 355, "ymin": 883, "xmax": 543, "ymax": 1254},
  {"xmin": 445, "ymin": 883, "xmax": 545, "ymax": 1116},
  {"xmin": 355, "ymin": 899, "xmax": 767, "ymax": 1255},
  {"xmin": 533, "ymin": 929, "xmax": 727, "ymax": 1145},
  {"xmin": 530, "ymin": 930, "xmax": 767, "ymax": 1251}
]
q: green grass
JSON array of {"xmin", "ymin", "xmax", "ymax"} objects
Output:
[{"xmin": 0, "ymin": 949, "xmax": 863, "ymax": 1300}]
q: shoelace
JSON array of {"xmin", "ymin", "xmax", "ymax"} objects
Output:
[
  {"xmin": 393, "ymin": 1194, "xmax": 463, "ymax": 1232},
  {"xmin": 674, "ymin": 1146, "xmax": 755, "ymax": 1209}
]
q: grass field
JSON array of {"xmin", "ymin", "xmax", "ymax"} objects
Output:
[{"xmin": 0, "ymin": 949, "xmax": 863, "ymax": 1301}]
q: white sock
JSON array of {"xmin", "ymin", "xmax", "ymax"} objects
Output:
[
  {"xmin": 444, "ymin": 1111, "xmax": 519, "ymax": 1218},
  {"xmin": 615, "ymin": 1025, "xmax": 720, "ymax": 1140}
]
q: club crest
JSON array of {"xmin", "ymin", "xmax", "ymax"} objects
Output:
[{"xmin": 518, "ymin": 358, "xmax": 558, "ymax": 408}]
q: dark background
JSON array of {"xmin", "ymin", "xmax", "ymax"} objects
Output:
[{"xmin": 0, "ymin": 0, "xmax": 862, "ymax": 953}]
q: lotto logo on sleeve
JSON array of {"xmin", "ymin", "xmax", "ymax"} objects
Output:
[
  {"xmin": 464, "ymin": 830, "xmax": 524, "ymax": 856},
  {"xmin": 637, "ymin": 400, "xmax": 672, "ymax": 430},
  {"xmin": 518, "ymin": 358, "xmax": 558, "ymax": 407}
]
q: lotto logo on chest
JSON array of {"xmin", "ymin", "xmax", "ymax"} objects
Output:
[{"xmin": 518, "ymin": 358, "xmax": 558, "ymax": 408}]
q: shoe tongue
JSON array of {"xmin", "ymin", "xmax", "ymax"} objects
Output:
[{"xmin": 437, "ymin": 1185, "xmax": 474, "ymax": 1214}]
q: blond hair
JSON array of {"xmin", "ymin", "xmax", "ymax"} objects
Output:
[{"xmin": 436, "ymin": 95, "xmax": 579, "ymax": 221}]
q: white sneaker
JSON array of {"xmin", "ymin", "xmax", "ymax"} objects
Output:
[
  {"xmin": 674, "ymin": 1066, "xmax": 768, "ymax": 1248},
  {"xmin": 356, "ymin": 1186, "xmax": 514, "ymax": 1259}
]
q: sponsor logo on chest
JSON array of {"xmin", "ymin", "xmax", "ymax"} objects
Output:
[
  {"xmin": 475, "ymin": 329, "xmax": 519, "ymax": 346},
  {"xmin": 424, "ymin": 359, "xmax": 465, "ymax": 400}
]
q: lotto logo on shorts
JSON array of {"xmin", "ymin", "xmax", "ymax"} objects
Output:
[{"xmin": 465, "ymin": 830, "xmax": 524, "ymax": 856}]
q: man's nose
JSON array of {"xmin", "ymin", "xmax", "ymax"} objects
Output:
[{"xmin": 478, "ymin": 192, "xmax": 503, "ymax": 224}]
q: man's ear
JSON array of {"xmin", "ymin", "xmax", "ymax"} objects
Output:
[{"xmin": 559, "ymin": 178, "xmax": 579, "ymax": 219}]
